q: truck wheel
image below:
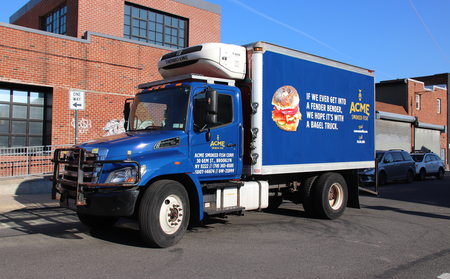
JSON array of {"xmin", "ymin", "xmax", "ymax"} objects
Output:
[
  {"xmin": 300, "ymin": 175, "xmax": 318, "ymax": 217},
  {"xmin": 77, "ymin": 212, "xmax": 119, "ymax": 229},
  {"xmin": 139, "ymin": 180, "xmax": 190, "ymax": 248},
  {"xmin": 313, "ymin": 173, "xmax": 347, "ymax": 220},
  {"xmin": 268, "ymin": 196, "xmax": 283, "ymax": 210}
]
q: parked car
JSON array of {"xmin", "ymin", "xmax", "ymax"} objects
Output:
[
  {"xmin": 410, "ymin": 151, "xmax": 445, "ymax": 180},
  {"xmin": 359, "ymin": 150, "xmax": 416, "ymax": 186}
]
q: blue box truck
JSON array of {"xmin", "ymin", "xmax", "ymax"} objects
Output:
[{"xmin": 52, "ymin": 41, "xmax": 375, "ymax": 247}]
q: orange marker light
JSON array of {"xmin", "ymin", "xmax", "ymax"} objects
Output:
[{"xmin": 174, "ymin": 162, "xmax": 180, "ymax": 165}]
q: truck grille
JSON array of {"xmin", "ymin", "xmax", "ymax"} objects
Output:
[{"xmin": 60, "ymin": 149, "xmax": 102, "ymax": 184}]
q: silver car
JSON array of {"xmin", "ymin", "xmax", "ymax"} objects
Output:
[
  {"xmin": 359, "ymin": 150, "xmax": 416, "ymax": 185},
  {"xmin": 410, "ymin": 152, "xmax": 445, "ymax": 180}
]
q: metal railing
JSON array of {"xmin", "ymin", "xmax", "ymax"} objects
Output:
[{"xmin": 0, "ymin": 145, "xmax": 72, "ymax": 178}]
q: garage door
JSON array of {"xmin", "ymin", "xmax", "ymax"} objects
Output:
[
  {"xmin": 415, "ymin": 128, "xmax": 440, "ymax": 154},
  {"xmin": 376, "ymin": 119, "xmax": 411, "ymax": 151}
]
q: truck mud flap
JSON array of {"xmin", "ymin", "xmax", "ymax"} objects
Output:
[
  {"xmin": 358, "ymin": 160, "xmax": 379, "ymax": 197},
  {"xmin": 358, "ymin": 185, "xmax": 379, "ymax": 196}
]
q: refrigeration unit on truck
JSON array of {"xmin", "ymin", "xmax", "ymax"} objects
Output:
[{"xmin": 52, "ymin": 41, "xmax": 375, "ymax": 248}]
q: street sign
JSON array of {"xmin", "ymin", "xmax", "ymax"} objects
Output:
[{"xmin": 69, "ymin": 90, "xmax": 85, "ymax": 110}]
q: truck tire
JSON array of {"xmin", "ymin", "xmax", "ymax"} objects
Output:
[
  {"xmin": 268, "ymin": 195, "xmax": 283, "ymax": 210},
  {"xmin": 77, "ymin": 212, "xmax": 119, "ymax": 229},
  {"xmin": 313, "ymin": 173, "xmax": 348, "ymax": 220},
  {"xmin": 139, "ymin": 180, "xmax": 190, "ymax": 248},
  {"xmin": 300, "ymin": 175, "xmax": 319, "ymax": 217}
]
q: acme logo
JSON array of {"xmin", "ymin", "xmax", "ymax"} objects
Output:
[
  {"xmin": 210, "ymin": 135, "xmax": 225, "ymax": 148},
  {"xmin": 349, "ymin": 89, "xmax": 370, "ymax": 116}
]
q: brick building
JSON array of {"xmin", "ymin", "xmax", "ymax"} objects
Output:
[
  {"xmin": 376, "ymin": 77, "xmax": 448, "ymax": 168},
  {"xmin": 0, "ymin": 0, "xmax": 220, "ymax": 147}
]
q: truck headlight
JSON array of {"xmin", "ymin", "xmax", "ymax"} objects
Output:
[{"xmin": 105, "ymin": 165, "xmax": 146, "ymax": 183}]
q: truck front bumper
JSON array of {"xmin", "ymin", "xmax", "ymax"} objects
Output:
[{"xmin": 57, "ymin": 188, "xmax": 139, "ymax": 216}]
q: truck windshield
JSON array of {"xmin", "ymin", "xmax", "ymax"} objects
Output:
[{"xmin": 129, "ymin": 86, "xmax": 190, "ymax": 131}]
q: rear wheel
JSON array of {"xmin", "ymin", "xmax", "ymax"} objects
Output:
[
  {"xmin": 139, "ymin": 180, "xmax": 190, "ymax": 248},
  {"xmin": 313, "ymin": 173, "xmax": 348, "ymax": 220},
  {"xmin": 436, "ymin": 168, "xmax": 444, "ymax": 180},
  {"xmin": 268, "ymin": 195, "xmax": 283, "ymax": 210},
  {"xmin": 77, "ymin": 212, "xmax": 119, "ymax": 229},
  {"xmin": 417, "ymin": 169, "xmax": 426, "ymax": 181},
  {"xmin": 300, "ymin": 175, "xmax": 319, "ymax": 217},
  {"xmin": 405, "ymin": 170, "xmax": 414, "ymax": 183}
]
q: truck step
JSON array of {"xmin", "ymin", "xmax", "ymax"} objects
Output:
[
  {"xmin": 205, "ymin": 206, "xmax": 245, "ymax": 215},
  {"xmin": 204, "ymin": 181, "xmax": 243, "ymax": 189}
]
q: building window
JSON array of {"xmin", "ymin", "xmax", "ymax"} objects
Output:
[
  {"xmin": 124, "ymin": 4, "xmax": 187, "ymax": 49},
  {"xmin": 42, "ymin": 3, "xmax": 67, "ymax": 35},
  {"xmin": 437, "ymin": 98, "xmax": 441, "ymax": 114},
  {"xmin": 0, "ymin": 88, "xmax": 52, "ymax": 147},
  {"xmin": 416, "ymin": 94, "xmax": 420, "ymax": 110}
]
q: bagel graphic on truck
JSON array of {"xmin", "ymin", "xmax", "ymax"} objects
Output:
[{"xmin": 271, "ymin": 85, "xmax": 302, "ymax": 131}]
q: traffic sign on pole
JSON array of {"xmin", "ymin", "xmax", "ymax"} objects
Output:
[{"xmin": 69, "ymin": 90, "xmax": 85, "ymax": 110}]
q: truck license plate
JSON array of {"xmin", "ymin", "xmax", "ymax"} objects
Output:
[{"xmin": 68, "ymin": 198, "xmax": 77, "ymax": 211}]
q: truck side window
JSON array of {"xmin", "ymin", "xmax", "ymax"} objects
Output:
[{"xmin": 194, "ymin": 93, "xmax": 233, "ymax": 131}]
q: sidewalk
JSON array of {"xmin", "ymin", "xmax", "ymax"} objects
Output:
[{"xmin": 0, "ymin": 193, "xmax": 59, "ymax": 213}]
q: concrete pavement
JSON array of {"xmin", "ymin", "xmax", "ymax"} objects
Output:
[
  {"xmin": 0, "ymin": 175, "xmax": 58, "ymax": 213},
  {"xmin": 0, "ymin": 193, "xmax": 59, "ymax": 213}
]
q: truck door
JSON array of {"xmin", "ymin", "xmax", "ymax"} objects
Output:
[{"xmin": 189, "ymin": 87, "xmax": 241, "ymax": 181}]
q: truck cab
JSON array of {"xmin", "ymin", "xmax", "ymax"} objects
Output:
[{"xmin": 52, "ymin": 73, "xmax": 263, "ymax": 248}]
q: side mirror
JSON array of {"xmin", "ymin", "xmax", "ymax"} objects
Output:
[{"xmin": 205, "ymin": 88, "xmax": 218, "ymax": 124}]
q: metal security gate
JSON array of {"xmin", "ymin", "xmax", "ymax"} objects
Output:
[
  {"xmin": 376, "ymin": 119, "xmax": 412, "ymax": 152},
  {"xmin": 415, "ymin": 128, "xmax": 440, "ymax": 154}
]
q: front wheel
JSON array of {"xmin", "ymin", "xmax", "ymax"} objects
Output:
[
  {"xmin": 139, "ymin": 180, "xmax": 190, "ymax": 248},
  {"xmin": 313, "ymin": 173, "xmax": 348, "ymax": 220},
  {"xmin": 378, "ymin": 171, "xmax": 387, "ymax": 186}
]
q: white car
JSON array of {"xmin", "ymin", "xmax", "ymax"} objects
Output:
[{"xmin": 410, "ymin": 152, "xmax": 445, "ymax": 180}]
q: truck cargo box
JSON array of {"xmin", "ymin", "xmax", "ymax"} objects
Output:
[{"xmin": 246, "ymin": 42, "xmax": 375, "ymax": 175}]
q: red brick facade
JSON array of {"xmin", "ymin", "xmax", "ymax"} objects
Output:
[
  {"xmin": 376, "ymin": 78, "xmax": 448, "ymax": 168},
  {"xmin": 1, "ymin": 0, "xmax": 220, "ymax": 146},
  {"xmin": 408, "ymin": 79, "xmax": 447, "ymax": 156},
  {"xmin": 408, "ymin": 80, "xmax": 447, "ymax": 126},
  {"xmin": 11, "ymin": 0, "xmax": 221, "ymax": 45}
]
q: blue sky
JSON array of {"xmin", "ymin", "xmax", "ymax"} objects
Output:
[{"xmin": 1, "ymin": 0, "xmax": 449, "ymax": 82}]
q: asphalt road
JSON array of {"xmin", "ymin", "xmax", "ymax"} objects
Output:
[{"xmin": 0, "ymin": 174, "xmax": 449, "ymax": 278}]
